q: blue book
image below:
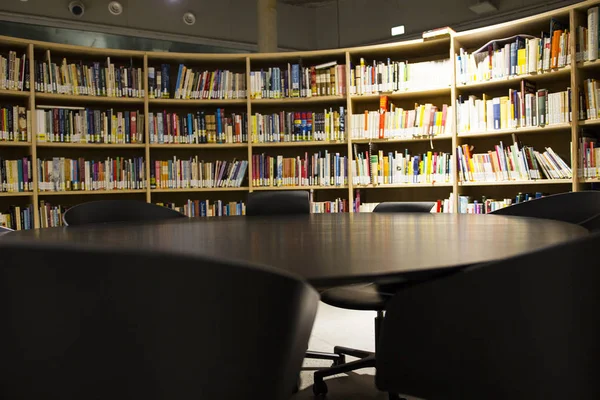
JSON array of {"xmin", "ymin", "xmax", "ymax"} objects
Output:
[
  {"xmin": 493, "ymin": 100, "xmax": 501, "ymax": 130},
  {"xmin": 187, "ymin": 113, "xmax": 193, "ymax": 143},
  {"xmin": 291, "ymin": 64, "xmax": 300, "ymax": 97},
  {"xmin": 510, "ymin": 42, "xmax": 517, "ymax": 75},
  {"xmin": 175, "ymin": 64, "xmax": 184, "ymax": 98}
]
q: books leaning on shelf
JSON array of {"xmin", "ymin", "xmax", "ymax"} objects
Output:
[
  {"xmin": 35, "ymin": 54, "xmax": 143, "ymax": 98},
  {"xmin": 0, "ymin": 105, "xmax": 31, "ymax": 142},
  {"xmin": 37, "ymin": 157, "xmax": 146, "ymax": 192},
  {"xmin": 312, "ymin": 198, "xmax": 348, "ymax": 213},
  {"xmin": 149, "ymin": 110, "xmax": 247, "ymax": 144},
  {"xmin": 150, "ymin": 157, "xmax": 248, "ymax": 189},
  {"xmin": 251, "ymin": 108, "xmax": 345, "ymax": 143},
  {"xmin": 457, "ymin": 142, "xmax": 572, "ymax": 182},
  {"xmin": 250, "ymin": 61, "xmax": 346, "ymax": 99},
  {"xmin": 352, "ymin": 148, "xmax": 453, "ymax": 186},
  {"xmin": 0, "ymin": 156, "xmax": 32, "ymax": 192},
  {"xmin": 457, "ymin": 19, "xmax": 569, "ymax": 85},
  {"xmin": 0, "ymin": 205, "xmax": 34, "ymax": 230},
  {"xmin": 350, "ymin": 58, "xmax": 451, "ymax": 95},
  {"xmin": 39, "ymin": 201, "xmax": 66, "ymax": 228},
  {"xmin": 148, "ymin": 64, "xmax": 246, "ymax": 100},
  {"xmin": 252, "ymin": 152, "xmax": 347, "ymax": 188},
  {"xmin": 439, "ymin": 192, "xmax": 544, "ymax": 214},
  {"xmin": 352, "ymin": 97, "xmax": 452, "ymax": 140},
  {"xmin": 456, "ymin": 82, "xmax": 571, "ymax": 133},
  {"xmin": 0, "ymin": 50, "xmax": 28, "ymax": 91},
  {"xmin": 36, "ymin": 107, "xmax": 144, "ymax": 144},
  {"xmin": 158, "ymin": 200, "xmax": 246, "ymax": 217}
]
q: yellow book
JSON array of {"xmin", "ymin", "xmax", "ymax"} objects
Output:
[
  {"xmin": 427, "ymin": 151, "xmax": 433, "ymax": 181},
  {"xmin": 500, "ymin": 96, "xmax": 509, "ymax": 129},
  {"xmin": 383, "ymin": 156, "xmax": 389, "ymax": 184},
  {"xmin": 517, "ymin": 48, "xmax": 527, "ymax": 75}
]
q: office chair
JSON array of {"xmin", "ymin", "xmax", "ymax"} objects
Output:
[
  {"xmin": 489, "ymin": 191, "xmax": 600, "ymax": 226},
  {"xmin": 312, "ymin": 201, "xmax": 435, "ymax": 398},
  {"xmin": 62, "ymin": 200, "xmax": 185, "ymax": 226},
  {"xmin": 376, "ymin": 231, "xmax": 600, "ymax": 400},
  {"xmin": 0, "ymin": 240, "xmax": 319, "ymax": 400},
  {"xmin": 246, "ymin": 190, "xmax": 310, "ymax": 216}
]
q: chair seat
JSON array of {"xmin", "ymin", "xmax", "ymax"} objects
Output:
[{"xmin": 320, "ymin": 283, "xmax": 396, "ymax": 311}]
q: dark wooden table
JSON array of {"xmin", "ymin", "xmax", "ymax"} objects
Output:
[{"xmin": 4, "ymin": 213, "xmax": 587, "ymax": 287}]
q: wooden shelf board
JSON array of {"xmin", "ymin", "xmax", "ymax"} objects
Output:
[
  {"xmin": 0, "ymin": 141, "xmax": 31, "ymax": 147},
  {"xmin": 146, "ymin": 52, "xmax": 247, "ymax": 62},
  {"xmin": 352, "ymin": 135, "xmax": 451, "ymax": 144},
  {"xmin": 150, "ymin": 143, "xmax": 247, "ymax": 149},
  {"xmin": 350, "ymin": 87, "xmax": 451, "ymax": 102},
  {"xmin": 580, "ymin": 178, "xmax": 600, "ymax": 183},
  {"xmin": 251, "ymin": 96, "xmax": 345, "ymax": 105},
  {"xmin": 35, "ymin": 93, "xmax": 144, "ymax": 104},
  {"xmin": 37, "ymin": 142, "xmax": 146, "ymax": 149},
  {"xmin": 38, "ymin": 190, "xmax": 147, "ymax": 196},
  {"xmin": 459, "ymin": 179, "xmax": 572, "ymax": 187},
  {"xmin": 355, "ymin": 183, "xmax": 453, "ymax": 189},
  {"xmin": 148, "ymin": 98, "xmax": 246, "ymax": 106},
  {"xmin": 0, "ymin": 90, "xmax": 29, "ymax": 98},
  {"xmin": 456, "ymin": 67, "xmax": 571, "ymax": 91},
  {"xmin": 458, "ymin": 124, "xmax": 571, "ymax": 138},
  {"xmin": 579, "ymin": 59, "xmax": 600, "ymax": 69},
  {"xmin": 252, "ymin": 141, "xmax": 347, "ymax": 148},
  {"xmin": 579, "ymin": 119, "xmax": 600, "ymax": 126},
  {"xmin": 151, "ymin": 187, "xmax": 249, "ymax": 193},
  {"xmin": 0, "ymin": 192, "xmax": 33, "ymax": 197},
  {"xmin": 252, "ymin": 186, "xmax": 348, "ymax": 191}
]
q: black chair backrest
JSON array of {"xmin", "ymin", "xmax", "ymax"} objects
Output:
[
  {"xmin": 376, "ymin": 231, "xmax": 600, "ymax": 399},
  {"xmin": 372, "ymin": 201, "xmax": 435, "ymax": 213},
  {"xmin": 490, "ymin": 191, "xmax": 600, "ymax": 226},
  {"xmin": 246, "ymin": 191, "xmax": 310, "ymax": 216},
  {"xmin": 0, "ymin": 240, "xmax": 319, "ymax": 400},
  {"xmin": 62, "ymin": 200, "xmax": 185, "ymax": 226}
]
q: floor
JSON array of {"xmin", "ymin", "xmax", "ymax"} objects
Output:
[{"xmin": 293, "ymin": 303, "xmax": 419, "ymax": 400}]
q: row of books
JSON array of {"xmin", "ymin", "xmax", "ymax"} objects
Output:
[
  {"xmin": 438, "ymin": 192, "xmax": 545, "ymax": 214},
  {"xmin": 0, "ymin": 51, "xmax": 28, "ymax": 91},
  {"xmin": 36, "ymin": 108, "xmax": 144, "ymax": 144},
  {"xmin": 0, "ymin": 106, "xmax": 30, "ymax": 142},
  {"xmin": 457, "ymin": 142, "xmax": 571, "ymax": 182},
  {"xmin": 351, "ymin": 99, "xmax": 452, "ymax": 140},
  {"xmin": 249, "ymin": 62, "xmax": 346, "ymax": 99},
  {"xmin": 251, "ymin": 108, "xmax": 345, "ymax": 143},
  {"xmin": 40, "ymin": 201, "xmax": 65, "ymax": 228},
  {"xmin": 148, "ymin": 65, "xmax": 247, "ymax": 100},
  {"xmin": 0, "ymin": 157, "xmax": 32, "ymax": 192},
  {"xmin": 579, "ymin": 134, "xmax": 600, "ymax": 178},
  {"xmin": 350, "ymin": 58, "xmax": 451, "ymax": 95},
  {"xmin": 456, "ymin": 84, "xmax": 570, "ymax": 133},
  {"xmin": 581, "ymin": 78, "xmax": 600, "ymax": 120},
  {"xmin": 251, "ymin": 152, "xmax": 347, "ymax": 187},
  {"xmin": 312, "ymin": 198, "xmax": 348, "ymax": 214},
  {"xmin": 149, "ymin": 110, "xmax": 247, "ymax": 144},
  {"xmin": 456, "ymin": 19, "xmax": 569, "ymax": 85},
  {"xmin": 159, "ymin": 200, "xmax": 246, "ymax": 217},
  {"xmin": 35, "ymin": 56, "xmax": 144, "ymax": 98},
  {"xmin": 0, "ymin": 205, "xmax": 34, "ymax": 230},
  {"xmin": 150, "ymin": 158, "xmax": 248, "ymax": 189},
  {"xmin": 37, "ymin": 157, "xmax": 146, "ymax": 192},
  {"xmin": 352, "ymin": 149, "xmax": 453, "ymax": 186}
]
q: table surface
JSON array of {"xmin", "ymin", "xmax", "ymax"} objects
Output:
[{"xmin": 3, "ymin": 213, "xmax": 587, "ymax": 287}]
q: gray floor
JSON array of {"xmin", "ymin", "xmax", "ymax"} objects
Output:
[{"xmin": 293, "ymin": 303, "xmax": 419, "ymax": 400}]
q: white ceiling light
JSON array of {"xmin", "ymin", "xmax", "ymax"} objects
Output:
[
  {"xmin": 469, "ymin": 0, "xmax": 498, "ymax": 15},
  {"xmin": 183, "ymin": 12, "xmax": 196, "ymax": 26},
  {"xmin": 108, "ymin": 1, "xmax": 123, "ymax": 16},
  {"xmin": 391, "ymin": 25, "xmax": 405, "ymax": 36}
]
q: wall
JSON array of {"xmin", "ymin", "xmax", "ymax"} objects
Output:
[
  {"xmin": 0, "ymin": 0, "xmax": 316, "ymax": 51},
  {"xmin": 314, "ymin": 0, "xmax": 581, "ymax": 49}
]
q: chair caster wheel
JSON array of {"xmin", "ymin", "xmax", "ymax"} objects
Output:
[{"xmin": 312, "ymin": 379, "xmax": 328, "ymax": 396}]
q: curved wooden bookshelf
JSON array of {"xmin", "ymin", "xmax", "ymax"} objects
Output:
[{"xmin": 1, "ymin": 0, "xmax": 597, "ymax": 228}]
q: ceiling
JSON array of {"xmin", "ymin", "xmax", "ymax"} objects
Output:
[{"xmin": 278, "ymin": 0, "xmax": 337, "ymax": 7}]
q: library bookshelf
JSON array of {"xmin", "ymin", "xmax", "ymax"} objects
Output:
[{"xmin": 2, "ymin": 0, "xmax": 600, "ymax": 228}]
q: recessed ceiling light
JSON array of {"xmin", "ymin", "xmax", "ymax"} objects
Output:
[
  {"xmin": 108, "ymin": 1, "xmax": 123, "ymax": 15},
  {"xmin": 391, "ymin": 25, "xmax": 405, "ymax": 36},
  {"xmin": 183, "ymin": 12, "xmax": 196, "ymax": 26}
]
